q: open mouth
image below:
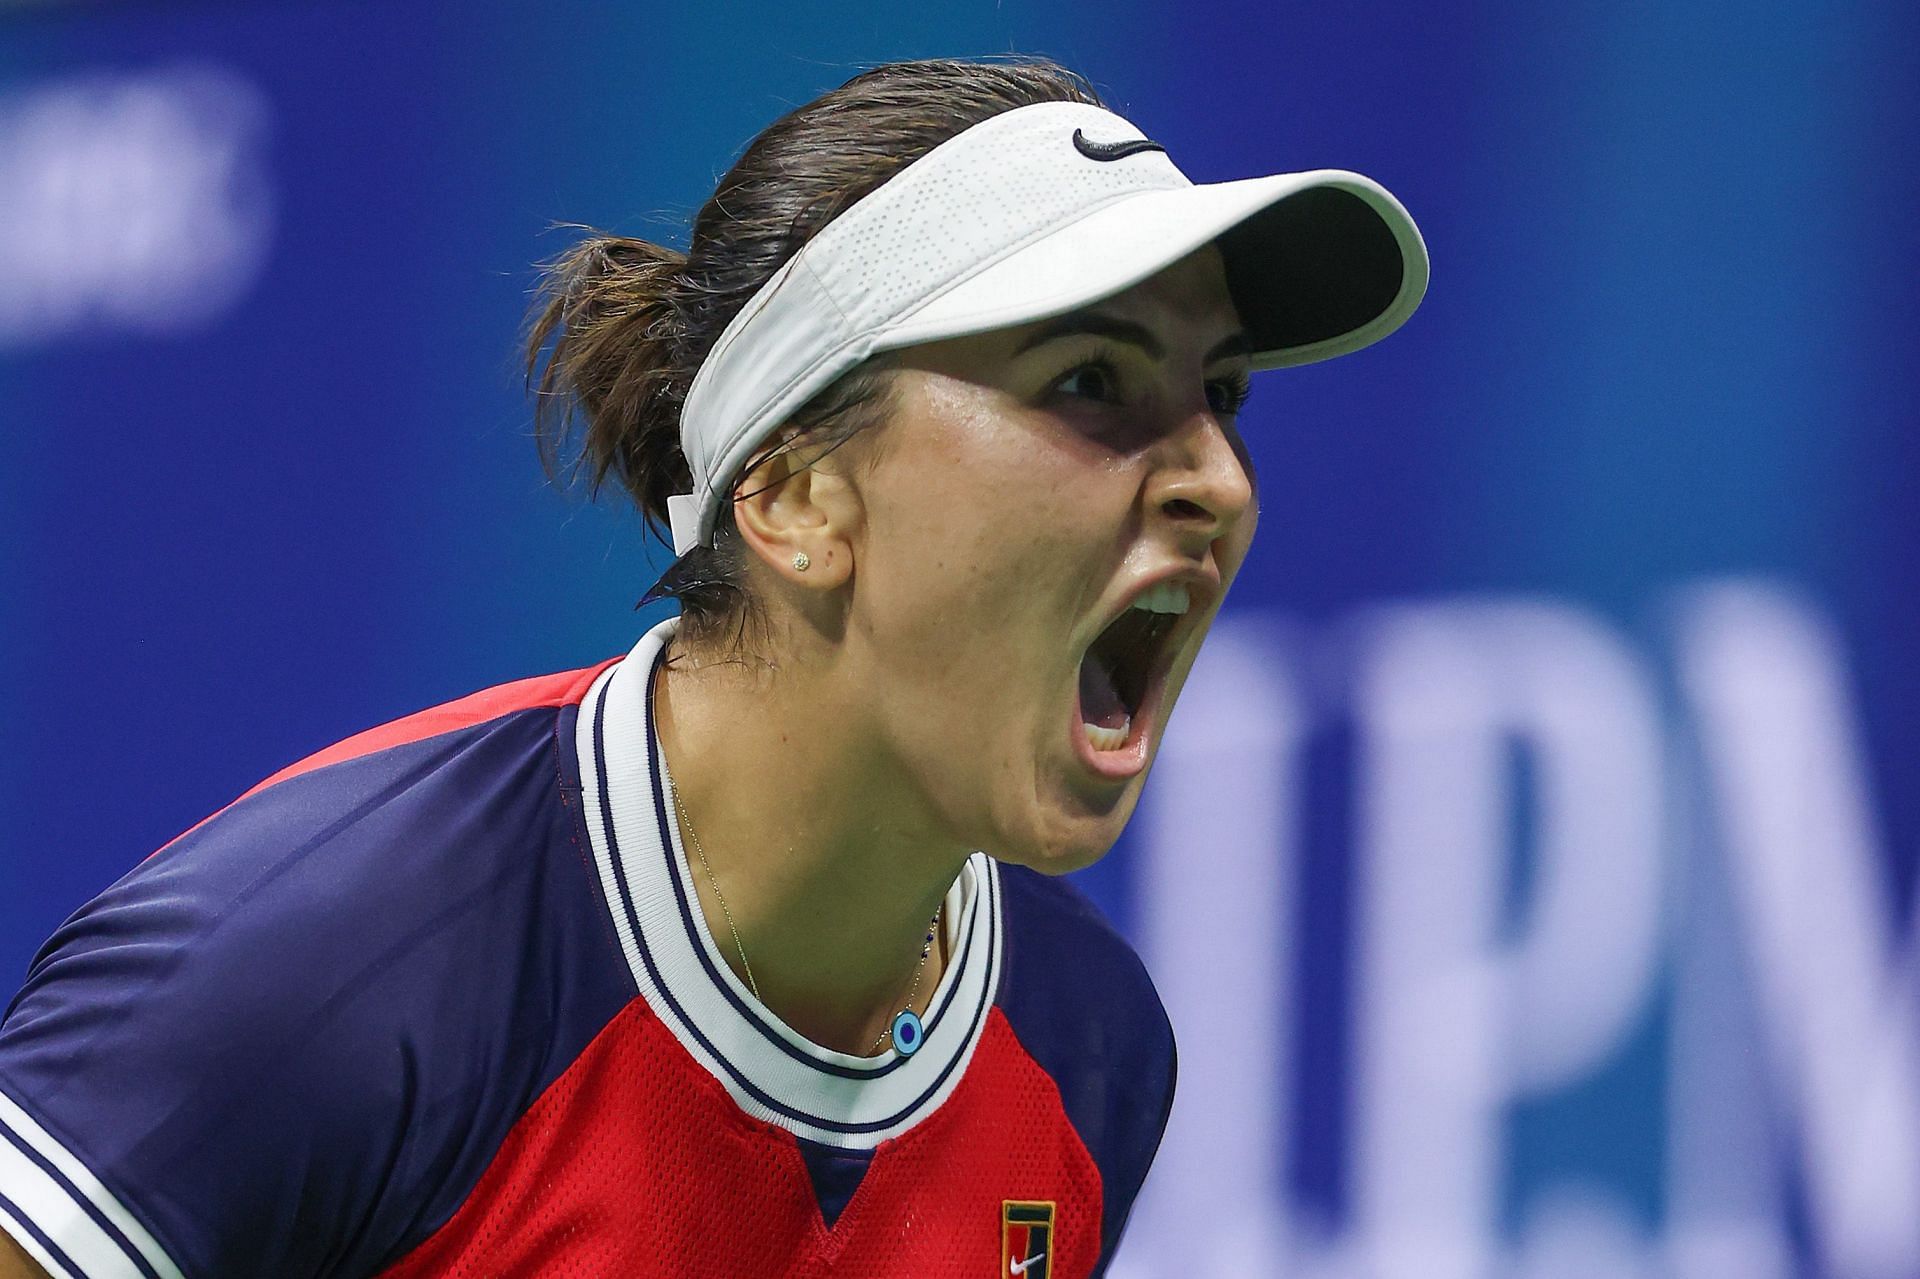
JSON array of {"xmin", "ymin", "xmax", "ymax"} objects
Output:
[{"xmin": 1076, "ymin": 581, "xmax": 1189, "ymax": 756}]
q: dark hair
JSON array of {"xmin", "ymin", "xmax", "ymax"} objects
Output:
[{"xmin": 525, "ymin": 58, "xmax": 1104, "ymax": 653}]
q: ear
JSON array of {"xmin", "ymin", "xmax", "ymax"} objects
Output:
[{"xmin": 732, "ymin": 437, "xmax": 860, "ymax": 588}]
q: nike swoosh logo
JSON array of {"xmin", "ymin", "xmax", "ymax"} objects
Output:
[
  {"xmin": 1071, "ymin": 128, "xmax": 1166, "ymax": 162},
  {"xmin": 1010, "ymin": 1250, "xmax": 1047, "ymax": 1275}
]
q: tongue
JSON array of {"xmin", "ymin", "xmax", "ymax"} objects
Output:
[{"xmin": 1078, "ymin": 650, "xmax": 1129, "ymax": 730}]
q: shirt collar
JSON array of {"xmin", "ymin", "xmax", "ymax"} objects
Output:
[{"xmin": 574, "ymin": 616, "xmax": 1003, "ymax": 1148}]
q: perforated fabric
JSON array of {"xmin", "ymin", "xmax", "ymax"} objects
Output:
[
  {"xmin": 574, "ymin": 631, "xmax": 1007, "ymax": 1151},
  {"xmin": 669, "ymin": 99, "xmax": 1428, "ymax": 553},
  {"xmin": 375, "ymin": 1002, "xmax": 1102, "ymax": 1278},
  {"xmin": 676, "ymin": 102, "xmax": 1184, "ymax": 553}
]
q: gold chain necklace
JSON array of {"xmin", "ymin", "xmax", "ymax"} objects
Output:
[{"xmin": 667, "ymin": 778, "xmax": 941, "ymax": 1056}]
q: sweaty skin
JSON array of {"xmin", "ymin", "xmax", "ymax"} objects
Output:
[
  {"xmin": 0, "ymin": 250, "xmax": 1257, "ymax": 1277},
  {"xmin": 655, "ymin": 245, "xmax": 1259, "ymax": 1055}
]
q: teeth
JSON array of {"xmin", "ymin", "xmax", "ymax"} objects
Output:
[
  {"xmin": 1129, "ymin": 582, "xmax": 1190, "ymax": 616},
  {"xmin": 1084, "ymin": 718, "xmax": 1130, "ymax": 752}
]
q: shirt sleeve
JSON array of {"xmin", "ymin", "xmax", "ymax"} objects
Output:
[
  {"xmin": 991, "ymin": 865, "xmax": 1179, "ymax": 1278},
  {"xmin": 0, "ymin": 798, "xmax": 424, "ymax": 1279},
  {"xmin": 0, "ymin": 703, "xmax": 635, "ymax": 1279}
]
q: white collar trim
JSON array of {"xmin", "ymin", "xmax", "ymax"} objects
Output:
[{"xmin": 575, "ymin": 616, "xmax": 1003, "ymax": 1149}]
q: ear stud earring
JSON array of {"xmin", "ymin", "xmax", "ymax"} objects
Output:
[{"xmin": 792, "ymin": 552, "xmax": 811, "ymax": 572}]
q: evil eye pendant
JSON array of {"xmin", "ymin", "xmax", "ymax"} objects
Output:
[{"xmin": 891, "ymin": 1008, "xmax": 925, "ymax": 1056}]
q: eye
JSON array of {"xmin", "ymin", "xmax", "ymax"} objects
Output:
[
  {"xmin": 1050, "ymin": 358, "xmax": 1123, "ymax": 405},
  {"xmin": 1207, "ymin": 372, "xmax": 1253, "ymax": 419}
]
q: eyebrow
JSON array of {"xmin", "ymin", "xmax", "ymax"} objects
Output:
[{"xmin": 1013, "ymin": 311, "xmax": 1250, "ymax": 366}]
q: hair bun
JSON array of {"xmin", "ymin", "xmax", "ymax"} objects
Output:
[{"xmin": 524, "ymin": 58, "xmax": 1103, "ymax": 650}]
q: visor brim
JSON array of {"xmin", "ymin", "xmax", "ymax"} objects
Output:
[{"xmin": 882, "ymin": 169, "xmax": 1428, "ymax": 370}]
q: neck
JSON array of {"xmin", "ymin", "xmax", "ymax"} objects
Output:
[{"xmin": 650, "ymin": 627, "xmax": 969, "ymax": 1055}]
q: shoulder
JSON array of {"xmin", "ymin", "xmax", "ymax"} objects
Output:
[
  {"xmin": 990, "ymin": 863, "xmax": 1176, "ymax": 1256},
  {"xmin": 993, "ymin": 862, "xmax": 1173, "ymax": 1067},
  {"xmin": 52, "ymin": 657, "xmax": 629, "ymax": 1054},
  {"xmin": 0, "ymin": 659, "xmax": 632, "ymax": 1278},
  {"xmin": 192, "ymin": 659, "xmax": 618, "ymax": 842}
]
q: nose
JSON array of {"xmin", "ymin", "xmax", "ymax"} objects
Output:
[{"xmin": 1148, "ymin": 409, "xmax": 1256, "ymax": 546}]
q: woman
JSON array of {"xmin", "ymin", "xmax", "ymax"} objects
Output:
[{"xmin": 0, "ymin": 59, "xmax": 1424, "ymax": 1278}]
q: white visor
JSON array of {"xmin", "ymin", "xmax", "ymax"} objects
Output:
[{"xmin": 668, "ymin": 100, "xmax": 1429, "ymax": 555}]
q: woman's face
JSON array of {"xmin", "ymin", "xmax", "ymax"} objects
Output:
[{"xmin": 839, "ymin": 246, "xmax": 1259, "ymax": 873}]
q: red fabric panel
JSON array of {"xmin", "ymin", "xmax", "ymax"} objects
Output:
[
  {"xmin": 154, "ymin": 659, "xmax": 619, "ymax": 856},
  {"xmin": 242, "ymin": 660, "xmax": 618, "ymax": 795},
  {"xmin": 378, "ymin": 1003, "xmax": 1104, "ymax": 1278}
]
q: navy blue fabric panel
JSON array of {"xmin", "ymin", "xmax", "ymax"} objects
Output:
[
  {"xmin": 0, "ymin": 705, "xmax": 635, "ymax": 1279},
  {"xmin": 794, "ymin": 1136, "xmax": 875, "ymax": 1231},
  {"xmin": 993, "ymin": 865, "xmax": 1176, "ymax": 1275}
]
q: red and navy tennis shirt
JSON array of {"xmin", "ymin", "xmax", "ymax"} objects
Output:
[{"xmin": 0, "ymin": 618, "xmax": 1175, "ymax": 1277}]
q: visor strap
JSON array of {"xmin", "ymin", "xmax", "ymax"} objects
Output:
[{"xmin": 667, "ymin": 492, "xmax": 703, "ymax": 556}]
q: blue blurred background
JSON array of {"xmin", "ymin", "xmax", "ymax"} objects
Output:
[{"xmin": 2, "ymin": 3, "xmax": 1915, "ymax": 1276}]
